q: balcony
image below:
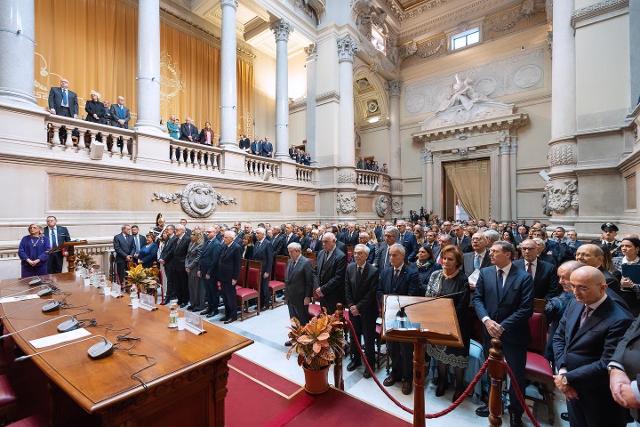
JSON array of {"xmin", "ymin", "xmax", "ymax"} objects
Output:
[{"xmin": 355, "ymin": 169, "xmax": 391, "ymax": 192}]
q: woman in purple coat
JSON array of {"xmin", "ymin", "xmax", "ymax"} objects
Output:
[{"xmin": 18, "ymin": 224, "xmax": 50, "ymax": 278}]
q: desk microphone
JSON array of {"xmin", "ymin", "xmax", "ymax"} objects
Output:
[
  {"xmin": 0, "ymin": 309, "xmax": 92, "ymax": 339},
  {"xmin": 0, "ymin": 284, "xmax": 56, "ymax": 299},
  {"xmin": 14, "ymin": 334, "xmax": 114, "ymax": 361},
  {"xmin": 393, "ymin": 290, "xmax": 468, "ymax": 326}
]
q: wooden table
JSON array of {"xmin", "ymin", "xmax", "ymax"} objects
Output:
[{"xmin": 0, "ymin": 273, "xmax": 252, "ymax": 426}]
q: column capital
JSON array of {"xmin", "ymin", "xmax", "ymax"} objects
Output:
[
  {"xmin": 388, "ymin": 80, "xmax": 401, "ymax": 97},
  {"xmin": 271, "ymin": 20, "xmax": 293, "ymax": 43},
  {"xmin": 220, "ymin": 0, "xmax": 238, "ymax": 9},
  {"xmin": 337, "ymin": 34, "xmax": 358, "ymax": 63},
  {"xmin": 421, "ymin": 148, "xmax": 433, "ymax": 164},
  {"xmin": 304, "ymin": 43, "xmax": 317, "ymax": 60}
]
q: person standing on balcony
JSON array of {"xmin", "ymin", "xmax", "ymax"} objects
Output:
[
  {"xmin": 262, "ymin": 137, "xmax": 273, "ymax": 157},
  {"xmin": 48, "ymin": 78, "xmax": 78, "ymax": 118},
  {"xmin": 110, "ymin": 96, "xmax": 131, "ymax": 129},
  {"xmin": 179, "ymin": 117, "xmax": 199, "ymax": 142},
  {"xmin": 84, "ymin": 90, "xmax": 105, "ymax": 123},
  {"xmin": 167, "ymin": 115, "xmax": 180, "ymax": 139},
  {"xmin": 199, "ymin": 122, "xmax": 214, "ymax": 146}
]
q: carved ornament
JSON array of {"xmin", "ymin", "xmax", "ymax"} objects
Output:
[
  {"xmin": 337, "ymin": 172, "xmax": 356, "ymax": 184},
  {"xmin": 336, "ymin": 192, "xmax": 358, "ymax": 215},
  {"xmin": 391, "ymin": 198, "xmax": 402, "ymax": 214},
  {"xmin": 374, "ymin": 195, "xmax": 391, "ymax": 217},
  {"xmin": 544, "ymin": 179, "xmax": 578, "ymax": 215},
  {"xmin": 547, "ymin": 143, "xmax": 577, "ymax": 167},
  {"xmin": 151, "ymin": 182, "xmax": 237, "ymax": 218},
  {"xmin": 271, "ymin": 20, "xmax": 293, "ymax": 43},
  {"xmin": 571, "ymin": 0, "xmax": 629, "ymax": 28},
  {"xmin": 337, "ymin": 35, "xmax": 358, "ymax": 63}
]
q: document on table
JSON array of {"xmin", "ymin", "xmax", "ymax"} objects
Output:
[
  {"xmin": 29, "ymin": 328, "xmax": 92, "ymax": 349},
  {"xmin": 0, "ymin": 294, "xmax": 40, "ymax": 304}
]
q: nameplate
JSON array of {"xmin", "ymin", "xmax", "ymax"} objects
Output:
[
  {"xmin": 111, "ymin": 283, "xmax": 123, "ymax": 298},
  {"xmin": 30, "ymin": 328, "xmax": 91, "ymax": 349},
  {"xmin": 138, "ymin": 293, "xmax": 157, "ymax": 311},
  {"xmin": 0, "ymin": 294, "xmax": 40, "ymax": 304},
  {"xmin": 184, "ymin": 310, "xmax": 206, "ymax": 335}
]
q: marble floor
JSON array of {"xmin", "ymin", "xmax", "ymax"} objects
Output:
[{"xmin": 203, "ymin": 304, "xmax": 571, "ymax": 426}]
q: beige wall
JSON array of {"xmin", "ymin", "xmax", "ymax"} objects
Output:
[{"xmin": 253, "ymin": 50, "xmax": 276, "ymax": 141}]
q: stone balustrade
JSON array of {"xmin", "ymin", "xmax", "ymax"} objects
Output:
[
  {"xmin": 295, "ymin": 164, "xmax": 314, "ymax": 182},
  {"xmin": 169, "ymin": 140, "xmax": 222, "ymax": 171},
  {"xmin": 355, "ymin": 169, "xmax": 391, "ymax": 192},
  {"xmin": 46, "ymin": 115, "xmax": 136, "ymax": 160},
  {"xmin": 245, "ymin": 153, "xmax": 280, "ymax": 179}
]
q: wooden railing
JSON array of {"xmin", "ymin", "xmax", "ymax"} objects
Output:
[
  {"xmin": 169, "ymin": 140, "xmax": 222, "ymax": 171},
  {"xmin": 245, "ymin": 153, "xmax": 280, "ymax": 179},
  {"xmin": 355, "ymin": 169, "xmax": 391, "ymax": 191},
  {"xmin": 46, "ymin": 116, "xmax": 136, "ymax": 160},
  {"xmin": 295, "ymin": 164, "xmax": 314, "ymax": 183}
]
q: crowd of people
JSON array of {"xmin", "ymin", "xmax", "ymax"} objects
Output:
[
  {"xmin": 289, "ymin": 146, "xmax": 311, "ymax": 165},
  {"xmin": 239, "ymin": 135, "xmax": 274, "ymax": 157},
  {"xmin": 356, "ymin": 157, "xmax": 387, "ymax": 173},
  {"xmin": 17, "ymin": 209, "xmax": 640, "ymax": 426}
]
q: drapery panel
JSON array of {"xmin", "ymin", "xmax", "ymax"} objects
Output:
[
  {"xmin": 34, "ymin": 0, "xmax": 254, "ymax": 136},
  {"xmin": 443, "ymin": 159, "xmax": 491, "ymax": 220}
]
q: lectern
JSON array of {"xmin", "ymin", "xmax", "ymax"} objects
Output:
[
  {"xmin": 382, "ymin": 295, "xmax": 463, "ymax": 427},
  {"xmin": 49, "ymin": 240, "xmax": 88, "ymax": 273}
]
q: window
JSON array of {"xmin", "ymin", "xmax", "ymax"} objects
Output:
[
  {"xmin": 626, "ymin": 173, "xmax": 636, "ymax": 210},
  {"xmin": 451, "ymin": 28, "xmax": 480, "ymax": 51},
  {"xmin": 371, "ymin": 26, "xmax": 386, "ymax": 54}
]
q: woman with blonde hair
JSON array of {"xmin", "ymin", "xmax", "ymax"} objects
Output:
[
  {"xmin": 18, "ymin": 224, "xmax": 50, "ymax": 278},
  {"xmin": 85, "ymin": 90, "xmax": 105, "ymax": 123}
]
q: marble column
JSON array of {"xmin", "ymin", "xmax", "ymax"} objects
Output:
[
  {"xmin": 423, "ymin": 149, "xmax": 433, "ymax": 213},
  {"xmin": 499, "ymin": 139, "xmax": 511, "ymax": 221},
  {"xmin": 337, "ymin": 35, "xmax": 358, "ymax": 168},
  {"xmin": 305, "ymin": 43, "xmax": 317, "ymax": 164},
  {"xmin": 388, "ymin": 80, "xmax": 401, "ymax": 178},
  {"xmin": 135, "ymin": 0, "xmax": 162, "ymax": 133},
  {"xmin": 0, "ymin": 0, "xmax": 36, "ymax": 107},
  {"xmin": 219, "ymin": 0, "xmax": 238, "ymax": 149},
  {"xmin": 272, "ymin": 20, "xmax": 293, "ymax": 160}
]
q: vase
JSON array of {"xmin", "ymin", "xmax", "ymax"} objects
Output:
[{"xmin": 303, "ymin": 365, "xmax": 330, "ymax": 394}]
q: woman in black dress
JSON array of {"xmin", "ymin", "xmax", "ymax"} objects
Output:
[
  {"xmin": 85, "ymin": 91, "xmax": 105, "ymax": 123},
  {"xmin": 425, "ymin": 244, "xmax": 470, "ymax": 401},
  {"xmin": 414, "ymin": 245, "xmax": 441, "ymax": 294}
]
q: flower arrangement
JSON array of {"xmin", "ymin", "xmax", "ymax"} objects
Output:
[
  {"xmin": 126, "ymin": 263, "xmax": 159, "ymax": 295},
  {"xmin": 286, "ymin": 309, "xmax": 346, "ymax": 371},
  {"xmin": 75, "ymin": 251, "xmax": 97, "ymax": 270}
]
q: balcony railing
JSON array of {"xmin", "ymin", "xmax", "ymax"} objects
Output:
[
  {"xmin": 46, "ymin": 116, "xmax": 136, "ymax": 160},
  {"xmin": 295, "ymin": 164, "xmax": 314, "ymax": 183},
  {"xmin": 169, "ymin": 140, "xmax": 222, "ymax": 171},
  {"xmin": 245, "ymin": 153, "xmax": 280, "ymax": 179},
  {"xmin": 355, "ymin": 169, "xmax": 391, "ymax": 192}
]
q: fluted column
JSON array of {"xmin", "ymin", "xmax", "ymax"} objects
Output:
[
  {"xmin": 272, "ymin": 20, "xmax": 293, "ymax": 160},
  {"xmin": 337, "ymin": 35, "xmax": 358, "ymax": 168},
  {"xmin": 499, "ymin": 139, "xmax": 511, "ymax": 221},
  {"xmin": 135, "ymin": 0, "xmax": 162, "ymax": 133},
  {"xmin": 305, "ymin": 43, "xmax": 317, "ymax": 164},
  {"xmin": 423, "ymin": 149, "xmax": 433, "ymax": 212},
  {"xmin": 388, "ymin": 80, "xmax": 401, "ymax": 178},
  {"xmin": 0, "ymin": 0, "xmax": 36, "ymax": 107},
  {"xmin": 219, "ymin": 0, "xmax": 238, "ymax": 149}
]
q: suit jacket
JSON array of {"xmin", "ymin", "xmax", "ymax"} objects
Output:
[
  {"xmin": 376, "ymin": 264, "xmax": 420, "ymax": 300},
  {"xmin": 366, "ymin": 242, "xmax": 376, "ymax": 265},
  {"xmin": 463, "ymin": 251, "xmax": 491, "ymax": 278},
  {"xmin": 198, "ymin": 238, "xmax": 223, "ymax": 277},
  {"xmin": 472, "ymin": 264, "xmax": 534, "ymax": 346},
  {"xmin": 453, "ymin": 235, "xmax": 473, "ymax": 253},
  {"xmin": 513, "ymin": 259, "xmax": 559, "ymax": 299},
  {"xmin": 272, "ymin": 233, "xmax": 287, "ymax": 257},
  {"xmin": 345, "ymin": 262, "xmax": 379, "ymax": 316},
  {"xmin": 282, "ymin": 234, "xmax": 300, "ymax": 255},
  {"xmin": 252, "ymin": 239, "xmax": 274, "ymax": 275},
  {"xmin": 374, "ymin": 226, "xmax": 383, "ymax": 242},
  {"xmin": 611, "ymin": 313, "xmax": 640, "ymax": 391},
  {"xmin": 374, "ymin": 242, "xmax": 392, "ymax": 270},
  {"xmin": 113, "ymin": 233, "xmax": 134, "ymax": 261},
  {"xmin": 179, "ymin": 123, "xmax": 199, "ymax": 141},
  {"xmin": 299, "ymin": 235, "xmax": 312, "ymax": 252},
  {"xmin": 217, "ymin": 242, "xmax": 242, "ymax": 283},
  {"xmin": 262, "ymin": 141, "xmax": 273, "ymax": 157},
  {"xmin": 48, "ymin": 87, "xmax": 79, "ymax": 116},
  {"xmin": 172, "ymin": 235, "xmax": 190, "ymax": 272},
  {"xmin": 185, "ymin": 242, "xmax": 203, "ymax": 270},
  {"xmin": 285, "ymin": 255, "xmax": 314, "ymax": 302},
  {"xmin": 131, "ymin": 234, "xmax": 145, "ymax": 255},
  {"xmin": 553, "ymin": 297, "xmax": 632, "ymax": 425},
  {"xmin": 398, "ymin": 232, "xmax": 418, "ymax": 261},
  {"xmin": 44, "ymin": 226, "xmax": 71, "ymax": 250},
  {"xmin": 343, "ymin": 231, "xmax": 359, "ymax": 247},
  {"xmin": 160, "ymin": 235, "xmax": 178, "ymax": 267},
  {"xmin": 109, "ymin": 104, "xmax": 130, "ymax": 129},
  {"xmin": 315, "ymin": 248, "xmax": 347, "ymax": 311}
]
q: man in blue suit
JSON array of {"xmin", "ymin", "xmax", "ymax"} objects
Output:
[
  {"xmin": 396, "ymin": 220, "xmax": 418, "ymax": 262},
  {"xmin": 47, "ymin": 78, "xmax": 78, "ymax": 118},
  {"xmin": 198, "ymin": 226, "xmax": 223, "ymax": 318},
  {"xmin": 377, "ymin": 244, "xmax": 420, "ymax": 395},
  {"xmin": 110, "ymin": 96, "xmax": 131, "ymax": 129},
  {"xmin": 252, "ymin": 227, "xmax": 274, "ymax": 310},
  {"xmin": 113, "ymin": 224, "xmax": 134, "ymax": 285},
  {"xmin": 514, "ymin": 239, "xmax": 559, "ymax": 299},
  {"xmin": 262, "ymin": 137, "xmax": 273, "ymax": 157},
  {"xmin": 553, "ymin": 266, "xmax": 632, "ymax": 427},
  {"xmin": 217, "ymin": 230, "xmax": 242, "ymax": 323},
  {"xmin": 473, "ymin": 241, "xmax": 533, "ymax": 427},
  {"xmin": 44, "ymin": 215, "xmax": 71, "ymax": 274}
]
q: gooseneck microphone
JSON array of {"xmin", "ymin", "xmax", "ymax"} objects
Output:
[
  {"xmin": 0, "ymin": 284, "xmax": 56, "ymax": 299},
  {"xmin": 393, "ymin": 289, "xmax": 468, "ymax": 324},
  {"xmin": 0, "ymin": 309, "xmax": 92, "ymax": 339},
  {"xmin": 14, "ymin": 334, "xmax": 114, "ymax": 361}
]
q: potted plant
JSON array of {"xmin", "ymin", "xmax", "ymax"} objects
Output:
[
  {"xmin": 286, "ymin": 309, "xmax": 346, "ymax": 394},
  {"xmin": 125, "ymin": 264, "xmax": 159, "ymax": 297}
]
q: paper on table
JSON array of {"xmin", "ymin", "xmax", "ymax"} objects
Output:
[
  {"xmin": 30, "ymin": 328, "xmax": 92, "ymax": 349},
  {"xmin": 0, "ymin": 294, "xmax": 41, "ymax": 304}
]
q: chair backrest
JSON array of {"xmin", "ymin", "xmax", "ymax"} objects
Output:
[
  {"xmin": 236, "ymin": 260, "xmax": 248, "ymax": 287},
  {"xmin": 306, "ymin": 252, "xmax": 317, "ymax": 268},
  {"xmin": 274, "ymin": 260, "xmax": 287, "ymax": 281},
  {"xmin": 248, "ymin": 259, "xmax": 262, "ymax": 272},
  {"xmin": 533, "ymin": 298, "xmax": 546, "ymax": 314},
  {"xmin": 528, "ymin": 311, "xmax": 548, "ymax": 354},
  {"xmin": 346, "ymin": 245, "xmax": 354, "ymax": 262},
  {"xmin": 276, "ymin": 255, "xmax": 289, "ymax": 264},
  {"xmin": 246, "ymin": 267, "xmax": 261, "ymax": 291}
]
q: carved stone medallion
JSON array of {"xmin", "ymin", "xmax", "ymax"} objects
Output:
[
  {"xmin": 152, "ymin": 182, "xmax": 237, "ymax": 218},
  {"xmin": 336, "ymin": 192, "xmax": 358, "ymax": 215},
  {"xmin": 374, "ymin": 195, "xmax": 391, "ymax": 217}
]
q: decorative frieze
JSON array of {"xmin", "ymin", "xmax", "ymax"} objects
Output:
[
  {"xmin": 336, "ymin": 192, "xmax": 358, "ymax": 214},
  {"xmin": 388, "ymin": 80, "xmax": 401, "ymax": 97},
  {"xmin": 571, "ymin": 0, "xmax": 629, "ymax": 28},
  {"xmin": 547, "ymin": 142, "xmax": 577, "ymax": 167},
  {"xmin": 152, "ymin": 182, "xmax": 237, "ymax": 218}
]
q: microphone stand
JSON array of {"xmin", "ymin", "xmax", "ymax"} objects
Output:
[{"xmin": 393, "ymin": 289, "xmax": 468, "ymax": 328}]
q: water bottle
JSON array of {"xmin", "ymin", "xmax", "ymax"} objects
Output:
[
  {"xmin": 168, "ymin": 303, "xmax": 178, "ymax": 328},
  {"xmin": 130, "ymin": 286, "xmax": 139, "ymax": 309}
]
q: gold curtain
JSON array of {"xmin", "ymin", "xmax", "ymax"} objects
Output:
[
  {"xmin": 443, "ymin": 159, "xmax": 491, "ymax": 220},
  {"xmin": 34, "ymin": 0, "xmax": 254, "ymax": 135}
]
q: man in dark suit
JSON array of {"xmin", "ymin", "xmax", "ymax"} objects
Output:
[
  {"xmin": 179, "ymin": 117, "xmax": 199, "ymax": 142},
  {"xmin": 514, "ymin": 239, "xmax": 559, "ymax": 299},
  {"xmin": 359, "ymin": 232, "xmax": 376, "ymax": 265},
  {"xmin": 424, "ymin": 230, "xmax": 441, "ymax": 260},
  {"xmin": 238, "ymin": 135, "xmax": 251, "ymax": 152},
  {"xmin": 609, "ymin": 312, "xmax": 640, "ymax": 422},
  {"xmin": 452, "ymin": 224, "xmax": 473, "ymax": 253},
  {"xmin": 44, "ymin": 215, "xmax": 71, "ymax": 274},
  {"xmin": 303, "ymin": 229, "xmax": 321, "ymax": 254},
  {"xmin": 113, "ymin": 224, "xmax": 134, "ymax": 285},
  {"xmin": 462, "ymin": 232, "xmax": 491, "ymax": 280},
  {"xmin": 217, "ymin": 231, "xmax": 242, "ymax": 323},
  {"xmin": 345, "ymin": 244, "xmax": 379, "ymax": 378},
  {"xmin": 171, "ymin": 225, "xmax": 190, "ymax": 307},
  {"xmin": 271, "ymin": 225, "xmax": 287, "ymax": 258},
  {"xmin": 281, "ymin": 224, "xmax": 299, "ymax": 256},
  {"xmin": 48, "ymin": 78, "xmax": 78, "ymax": 118},
  {"xmin": 378, "ymin": 244, "xmax": 420, "ymax": 395},
  {"xmin": 198, "ymin": 227, "xmax": 223, "ymax": 317},
  {"xmin": 553, "ymin": 266, "xmax": 633, "ymax": 427},
  {"xmin": 343, "ymin": 223, "xmax": 359, "ymax": 247},
  {"xmin": 130, "ymin": 225, "xmax": 146, "ymax": 263},
  {"xmin": 374, "ymin": 226, "xmax": 399, "ymax": 270},
  {"xmin": 374, "ymin": 222, "xmax": 384, "ymax": 242},
  {"xmin": 576, "ymin": 244, "xmax": 622, "ymax": 292},
  {"xmin": 251, "ymin": 139, "xmax": 263, "ymax": 156},
  {"xmin": 314, "ymin": 232, "xmax": 346, "ymax": 314},
  {"xmin": 262, "ymin": 137, "xmax": 273, "ymax": 157},
  {"xmin": 473, "ymin": 241, "xmax": 533, "ymax": 426},
  {"xmin": 252, "ymin": 227, "xmax": 274, "ymax": 310},
  {"xmin": 284, "ymin": 242, "xmax": 314, "ymax": 330},
  {"xmin": 397, "ymin": 220, "xmax": 418, "ymax": 262},
  {"xmin": 159, "ymin": 225, "xmax": 177, "ymax": 304},
  {"xmin": 110, "ymin": 96, "xmax": 131, "ymax": 129}
]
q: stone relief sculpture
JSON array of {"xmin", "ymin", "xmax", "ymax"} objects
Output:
[
  {"xmin": 544, "ymin": 179, "xmax": 579, "ymax": 215},
  {"xmin": 391, "ymin": 198, "xmax": 402, "ymax": 215},
  {"xmin": 547, "ymin": 143, "xmax": 577, "ymax": 167},
  {"xmin": 336, "ymin": 192, "xmax": 358, "ymax": 214},
  {"xmin": 151, "ymin": 182, "xmax": 237, "ymax": 218},
  {"xmin": 437, "ymin": 74, "xmax": 489, "ymax": 112},
  {"xmin": 337, "ymin": 171, "xmax": 357, "ymax": 183},
  {"xmin": 374, "ymin": 195, "xmax": 391, "ymax": 217}
]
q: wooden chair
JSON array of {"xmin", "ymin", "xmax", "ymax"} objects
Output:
[
  {"xmin": 524, "ymin": 298, "xmax": 555, "ymax": 425},
  {"xmin": 0, "ymin": 374, "xmax": 17, "ymax": 424},
  {"xmin": 306, "ymin": 251, "xmax": 317, "ymax": 268},
  {"xmin": 236, "ymin": 260, "xmax": 261, "ymax": 321},
  {"xmin": 268, "ymin": 256, "xmax": 288, "ymax": 309}
]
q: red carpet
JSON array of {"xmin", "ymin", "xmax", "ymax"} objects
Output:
[{"xmin": 226, "ymin": 355, "xmax": 410, "ymax": 427}]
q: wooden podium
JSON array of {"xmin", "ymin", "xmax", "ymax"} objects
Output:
[
  {"xmin": 382, "ymin": 295, "xmax": 463, "ymax": 427},
  {"xmin": 49, "ymin": 240, "xmax": 88, "ymax": 273}
]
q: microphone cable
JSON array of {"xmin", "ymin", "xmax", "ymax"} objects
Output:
[{"xmin": 104, "ymin": 326, "xmax": 156, "ymax": 390}]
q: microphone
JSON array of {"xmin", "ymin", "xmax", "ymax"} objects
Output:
[
  {"xmin": 0, "ymin": 284, "xmax": 56, "ymax": 299},
  {"xmin": 14, "ymin": 334, "xmax": 114, "ymax": 362},
  {"xmin": 0, "ymin": 308, "xmax": 92, "ymax": 339},
  {"xmin": 393, "ymin": 290, "xmax": 468, "ymax": 328}
]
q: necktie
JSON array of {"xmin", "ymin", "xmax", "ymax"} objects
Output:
[
  {"xmin": 357, "ymin": 266, "xmax": 363, "ymax": 283},
  {"xmin": 526, "ymin": 262, "xmax": 532, "ymax": 276},
  {"xmin": 579, "ymin": 305, "xmax": 592, "ymax": 328},
  {"xmin": 135, "ymin": 236, "xmax": 140, "ymax": 252},
  {"xmin": 497, "ymin": 269, "xmax": 504, "ymax": 287},
  {"xmin": 394, "ymin": 269, "xmax": 400, "ymax": 280},
  {"xmin": 473, "ymin": 254, "xmax": 481, "ymax": 270},
  {"xmin": 385, "ymin": 250, "xmax": 390, "ymax": 268},
  {"xmin": 52, "ymin": 228, "xmax": 58, "ymax": 247},
  {"xmin": 288, "ymin": 260, "xmax": 296, "ymax": 276},
  {"xmin": 62, "ymin": 89, "xmax": 68, "ymax": 107}
]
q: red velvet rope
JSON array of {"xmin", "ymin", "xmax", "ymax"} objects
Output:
[{"xmin": 503, "ymin": 356, "xmax": 541, "ymax": 427}]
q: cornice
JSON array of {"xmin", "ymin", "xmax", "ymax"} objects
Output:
[
  {"xmin": 412, "ymin": 112, "xmax": 529, "ymax": 143},
  {"xmin": 571, "ymin": 0, "xmax": 629, "ymax": 28},
  {"xmin": 381, "ymin": 0, "xmax": 454, "ymax": 22},
  {"xmin": 316, "ymin": 91, "xmax": 340, "ymax": 105}
]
